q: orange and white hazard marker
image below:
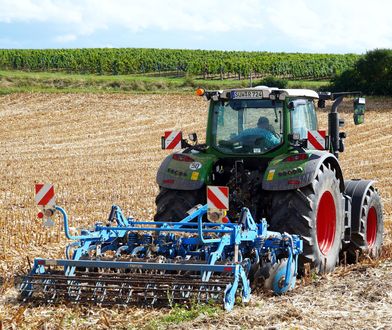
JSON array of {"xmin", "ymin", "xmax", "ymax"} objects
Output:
[
  {"xmin": 163, "ymin": 131, "xmax": 182, "ymax": 149},
  {"xmin": 207, "ymin": 186, "xmax": 229, "ymax": 210},
  {"xmin": 307, "ymin": 130, "xmax": 326, "ymax": 150},
  {"xmin": 35, "ymin": 183, "xmax": 55, "ymax": 208}
]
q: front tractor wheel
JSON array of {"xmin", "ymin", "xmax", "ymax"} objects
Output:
[{"xmin": 269, "ymin": 164, "xmax": 344, "ymax": 273}]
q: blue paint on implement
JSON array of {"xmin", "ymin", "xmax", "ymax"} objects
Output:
[{"xmin": 20, "ymin": 204, "xmax": 302, "ymax": 311}]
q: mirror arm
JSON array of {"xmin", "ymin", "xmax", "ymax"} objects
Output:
[{"xmin": 331, "ymin": 96, "xmax": 344, "ymax": 113}]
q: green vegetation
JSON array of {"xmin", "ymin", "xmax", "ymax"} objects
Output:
[
  {"xmin": 0, "ymin": 70, "xmax": 329, "ymax": 94},
  {"xmin": 146, "ymin": 304, "xmax": 221, "ymax": 329},
  {"xmin": 0, "ymin": 47, "xmax": 358, "ymax": 94},
  {"xmin": 0, "ymin": 48, "xmax": 360, "ymax": 80},
  {"xmin": 331, "ymin": 49, "xmax": 392, "ymax": 95},
  {"xmin": 256, "ymin": 76, "xmax": 289, "ymax": 89}
]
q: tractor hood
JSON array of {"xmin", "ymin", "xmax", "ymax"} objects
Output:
[{"xmin": 156, "ymin": 151, "xmax": 218, "ymax": 190}]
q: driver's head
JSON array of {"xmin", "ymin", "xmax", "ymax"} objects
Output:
[{"xmin": 257, "ymin": 116, "xmax": 269, "ymax": 129}]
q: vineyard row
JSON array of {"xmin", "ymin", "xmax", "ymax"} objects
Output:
[{"xmin": 0, "ymin": 48, "xmax": 361, "ymax": 80}]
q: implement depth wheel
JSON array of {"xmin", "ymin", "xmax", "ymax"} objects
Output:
[
  {"xmin": 154, "ymin": 187, "xmax": 205, "ymax": 222},
  {"xmin": 263, "ymin": 258, "xmax": 296, "ymax": 295},
  {"xmin": 269, "ymin": 163, "xmax": 344, "ymax": 273}
]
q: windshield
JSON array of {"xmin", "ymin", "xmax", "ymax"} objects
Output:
[{"xmin": 211, "ymin": 99, "xmax": 283, "ymax": 154}]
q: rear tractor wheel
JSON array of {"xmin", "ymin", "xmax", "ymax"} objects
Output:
[
  {"xmin": 344, "ymin": 181, "xmax": 383, "ymax": 261},
  {"xmin": 269, "ymin": 163, "xmax": 344, "ymax": 273},
  {"xmin": 154, "ymin": 187, "xmax": 205, "ymax": 222}
]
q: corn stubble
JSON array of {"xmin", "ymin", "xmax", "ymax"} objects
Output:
[{"xmin": 0, "ymin": 93, "xmax": 391, "ymax": 329}]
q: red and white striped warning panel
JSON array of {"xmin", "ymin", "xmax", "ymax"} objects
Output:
[
  {"xmin": 163, "ymin": 131, "xmax": 182, "ymax": 149},
  {"xmin": 207, "ymin": 186, "xmax": 229, "ymax": 210},
  {"xmin": 307, "ymin": 130, "xmax": 326, "ymax": 150},
  {"xmin": 35, "ymin": 184, "xmax": 55, "ymax": 207}
]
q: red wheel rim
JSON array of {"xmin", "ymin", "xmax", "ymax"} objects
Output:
[
  {"xmin": 366, "ymin": 207, "xmax": 377, "ymax": 247},
  {"xmin": 317, "ymin": 191, "xmax": 336, "ymax": 255}
]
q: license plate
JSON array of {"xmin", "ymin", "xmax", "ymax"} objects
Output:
[{"xmin": 230, "ymin": 90, "xmax": 264, "ymax": 99}]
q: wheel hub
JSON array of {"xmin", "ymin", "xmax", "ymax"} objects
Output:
[
  {"xmin": 366, "ymin": 206, "xmax": 377, "ymax": 247},
  {"xmin": 316, "ymin": 191, "xmax": 336, "ymax": 255}
]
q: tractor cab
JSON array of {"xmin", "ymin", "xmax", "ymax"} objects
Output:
[{"xmin": 205, "ymin": 87, "xmax": 320, "ymax": 157}]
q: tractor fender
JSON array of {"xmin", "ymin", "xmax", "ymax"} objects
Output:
[
  {"xmin": 262, "ymin": 150, "xmax": 344, "ymax": 192},
  {"xmin": 156, "ymin": 151, "xmax": 217, "ymax": 190}
]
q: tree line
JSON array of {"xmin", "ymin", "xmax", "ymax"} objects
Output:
[{"xmin": 331, "ymin": 49, "xmax": 392, "ymax": 95}]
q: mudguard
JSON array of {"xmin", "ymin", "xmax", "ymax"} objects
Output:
[
  {"xmin": 262, "ymin": 150, "xmax": 344, "ymax": 191},
  {"xmin": 156, "ymin": 151, "xmax": 217, "ymax": 190}
]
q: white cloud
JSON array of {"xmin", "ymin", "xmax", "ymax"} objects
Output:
[
  {"xmin": 0, "ymin": 0, "xmax": 264, "ymax": 34},
  {"xmin": 0, "ymin": 0, "xmax": 82, "ymax": 24},
  {"xmin": 267, "ymin": 0, "xmax": 392, "ymax": 52},
  {"xmin": 0, "ymin": 0, "xmax": 391, "ymax": 51}
]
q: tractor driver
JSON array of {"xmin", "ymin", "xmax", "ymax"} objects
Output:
[
  {"xmin": 233, "ymin": 116, "xmax": 280, "ymax": 149},
  {"xmin": 256, "ymin": 116, "xmax": 276, "ymax": 133}
]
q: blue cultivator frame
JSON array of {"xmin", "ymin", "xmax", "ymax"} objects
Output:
[{"xmin": 21, "ymin": 204, "xmax": 302, "ymax": 311}]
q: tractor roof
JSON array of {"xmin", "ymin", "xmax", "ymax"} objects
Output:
[
  {"xmin": 201, "ymin": 86, "xmax": 319, "ymax": 101},
  {"xmin": 278, "ymin": 88, "xmax": 319, "ymax": 99},
  {"xmin": 230, "ymin": 86, "xmax": 319, "ymax": 99}
]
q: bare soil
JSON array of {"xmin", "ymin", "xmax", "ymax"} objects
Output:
[{"xmin": 0, "ymin": 93, "xmax": 391, "ymax": 329}]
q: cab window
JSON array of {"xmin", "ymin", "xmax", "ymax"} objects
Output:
[{"xmin": 291, "ymin": 99, "xmax": 318, "ymax": 138}]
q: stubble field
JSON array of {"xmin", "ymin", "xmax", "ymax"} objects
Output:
[{"xmin": 0, "ymin": 93, "xmax": 391, "ymax": 329}]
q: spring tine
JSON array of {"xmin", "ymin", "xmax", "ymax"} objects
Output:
[
  {"xmin": 20, "ymin": 266, "xmax": 231, "ymax": 308},
  {"xmin": 126, "ymin": 288, "xmax": 133, "ymax": 304}
]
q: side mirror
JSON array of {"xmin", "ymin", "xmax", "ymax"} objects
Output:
[{"xmin": 353, "ymin": 97, "xmax": 366, "ymax": 125}]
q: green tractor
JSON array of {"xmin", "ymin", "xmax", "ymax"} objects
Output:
[{"xmin": 155, "ymin": 87, "xmax": 383, "ymax": 273}]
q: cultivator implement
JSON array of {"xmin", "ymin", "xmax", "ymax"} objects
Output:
[{"xmin": 20, "ymin": 203, "xmax": 302, "ymax": 311}]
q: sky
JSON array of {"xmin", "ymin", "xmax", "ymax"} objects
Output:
[{"xmin": 0, "ymin": 0, "xmax": 391, "ymax": 53}]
